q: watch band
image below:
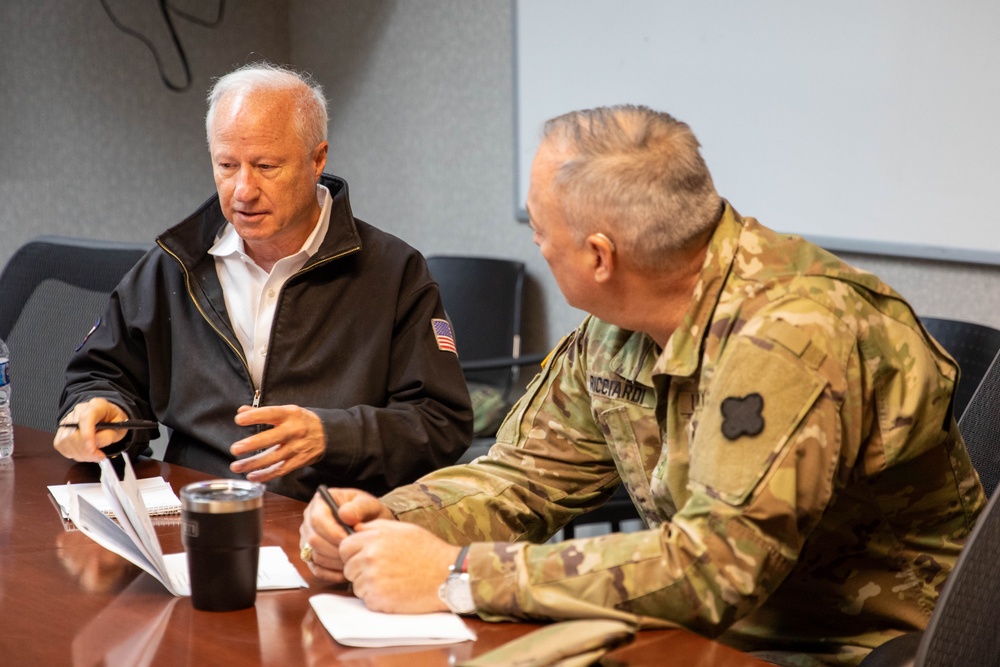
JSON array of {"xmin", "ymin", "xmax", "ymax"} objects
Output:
[
  {"xmin": 452, "ymin": 545, "xmax": 470, "ymax": 575},
  {"xmin": 439, "ymin": 545, "xmax": 475, "ymax": 615}
]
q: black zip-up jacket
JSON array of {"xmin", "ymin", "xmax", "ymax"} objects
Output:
[{"xmin": 60, "ymin": 174, "xmax": 473, "ymax": 501}]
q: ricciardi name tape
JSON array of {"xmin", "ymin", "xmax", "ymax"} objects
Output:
[{"xmin": 587, "ymin": 373, "xmax": 649, "ymax": 405}]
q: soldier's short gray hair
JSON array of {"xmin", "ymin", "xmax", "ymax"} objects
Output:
[
  {"xmin": 541, "ymin": 105, "xmax": 722, "ymax": 269},
  {"xmin": 206, "ymin": 62, "xmax": 328, "ymax": 151}
]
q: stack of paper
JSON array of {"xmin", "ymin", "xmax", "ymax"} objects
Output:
[
  {"xmin": 49, "ymin": 476, "xmax": 181, "ymax": 519},
  {"xmin": 309, "ymin": 594, "xmax": 477, "ymax": 647}
]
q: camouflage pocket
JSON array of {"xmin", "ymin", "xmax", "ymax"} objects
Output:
[
  {"xmin": 599, "ymin": 406, "xmax": 660, "ymax": 527},
  {"xmin": 690, "ymin": 336, "xmax": 826, "ymax": 505},
  {"xmin": 494, "ymin": 371, "xmax": 548, "ymax": 446},
  {"xmin": 495, "ymin": 333, "xmax": 577, "ymax": 446}
]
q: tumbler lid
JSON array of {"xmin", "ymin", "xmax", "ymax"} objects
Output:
[{"xmin": 180, "ymin": 480, "xmax": 264, "ymax": 513}]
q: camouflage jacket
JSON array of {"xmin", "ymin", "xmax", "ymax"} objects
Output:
[{"xmin": 382, "ymin": 204, "xmax": 985, "ymax": 666}]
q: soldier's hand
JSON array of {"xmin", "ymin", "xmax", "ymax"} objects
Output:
[
  {"xmin": 340, "ymin": 520, "xmax": 460, "ymax": 614},
  {"xmin": 300, "ymin": 488, "xmax": 392, "ymax": 584}
]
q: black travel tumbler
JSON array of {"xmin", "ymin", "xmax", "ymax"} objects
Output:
[{"xmin": 180, "ymin": 479, "xmax": 264, "ymax": 611}]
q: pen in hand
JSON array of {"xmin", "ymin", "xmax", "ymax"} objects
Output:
[
  {"xmin": 318, "ymin": 484, "xmax": 356, "ymax": 535},
  {"xmin": 60, "ymin": 419, "xmax": 160, "ymax": 431}
]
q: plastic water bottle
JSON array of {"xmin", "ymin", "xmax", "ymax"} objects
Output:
[{"xmin": 0, "ymin": 337, "xmax": 12, "ymax": 458}]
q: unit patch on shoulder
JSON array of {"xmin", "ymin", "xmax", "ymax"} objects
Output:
[{"xmin": 720, "ymin": 392, "xmax": 765, "ymax": 440}]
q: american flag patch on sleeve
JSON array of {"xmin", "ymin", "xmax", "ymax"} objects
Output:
[{"xmin": 432, "ymin": 318, "xmax": 457, "ymax": 354}]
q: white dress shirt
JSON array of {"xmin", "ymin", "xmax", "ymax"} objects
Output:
[{"xmin": 209, "ymin": 184, "xmax": 332, "ymax": 388}]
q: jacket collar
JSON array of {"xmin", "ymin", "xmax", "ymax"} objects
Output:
[{"xmin": 157, "ymin": 173, "xmax": 362, "ymax": 271}]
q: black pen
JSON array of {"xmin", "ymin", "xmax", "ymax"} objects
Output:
[
  {"xmin": 318, "ymin": 484, "xmax": 355, "ymax": 534},
  {"xmin": 60, "ymin": 419, "xmax": 160, "ymax": 431}
]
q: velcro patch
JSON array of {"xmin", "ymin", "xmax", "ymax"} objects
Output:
[{"xmin": 690, "ymin": 336, "xmax": 826, "ymax": 505}]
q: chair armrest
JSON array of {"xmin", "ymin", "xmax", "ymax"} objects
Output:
[{"xmin": 460, "ymin": 352, "xmax": 547, "ymax": 372}]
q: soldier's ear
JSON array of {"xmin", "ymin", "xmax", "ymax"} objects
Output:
[{"xmin": 587, "ymin": 232, "xmax": 616, "ymax": 284}]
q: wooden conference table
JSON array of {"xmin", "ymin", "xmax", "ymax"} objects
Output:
[{"xmin": 0, "ymin": 425, "xmax": 771, "ymax": 666}]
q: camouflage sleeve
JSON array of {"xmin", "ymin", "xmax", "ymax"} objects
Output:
[
  {"xmin": 386, "ymin": 298, "xmax": 957, "ymax": 635},
  {"xmin": 459, "ymin": 302, "xmax": 850, "ymax": 633},
  {"xmin": 383, "ymin": 321, "xmax": 623, "ymax": 544}
]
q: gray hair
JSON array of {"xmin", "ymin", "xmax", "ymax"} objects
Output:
[
  {"xmin": 205, "ymin": 62, "xmax": 328, "ymax": 150},
  {"xmin": 541, "ymin": 105, "xmax": 722, "ymax": 268}
]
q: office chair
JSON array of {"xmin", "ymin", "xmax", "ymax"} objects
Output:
[
  {"xmin": 424, "ymin": 256, "xmax": 546, "ymax": 464},
  {"xmin": 920, "ymin": 317, "xmax": 1000, "ymax": 422},
  {"xmin": 0, "ymin": 235, "xmax": 149, "ymax": 432},
  {"xmin": 957, "ymin": 343, "xmax": 1000, "ymax": 499},
  {"xmin": 858, "ymin": 478, "xmax": 1000, "ymax": 666}
]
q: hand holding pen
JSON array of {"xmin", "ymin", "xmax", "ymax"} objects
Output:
[
  {"xmin": 60, "ymin": 419, "xmax": 159, "ymax": 432},
  {"xmin": 318, "ymin": 484, "xmax": 356, "ymax": 534},
  {"xmin": 53, "ymin": 397, "xmax": 155, "ymax": 462}
]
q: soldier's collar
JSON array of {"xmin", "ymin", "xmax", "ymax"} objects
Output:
[
  {"xmin": 656, "ymin": 202, "xmax": 743, "ymax": 378},
  {"xmin": 608, "ymin": 330, "xmax": 659, "ymax": 387}
]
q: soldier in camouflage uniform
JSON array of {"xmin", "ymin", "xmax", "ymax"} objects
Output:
[{"xmin": 300, "ymin": 105, "xmax": 985, "ymax": 666}]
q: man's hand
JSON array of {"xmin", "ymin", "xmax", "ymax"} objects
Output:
[
  {"xmin": 229, "ymin": 404, "xmax": 325, "ymax": 482},
  {"xmin": 301, "ymin": 490, "xmax": 463, "ymax": 613},
  {"xmin": 299, "ymin": 488, "xmax": 394, "ymax": 584},
  {"xmin": 53, "ymin": 398, "xmax": 130, "ymax": 462},
  {"xmin": 341, "ymin": 521, "xmax": 461, "ymax": 614}
]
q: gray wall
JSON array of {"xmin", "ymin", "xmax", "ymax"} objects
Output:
[
  {"xmin": 0, "ymin": 0, "xmax": 289, "ymax": 257},
  {"xmin": 3, "ymin": 0, "xmax": 1000, "ymax": 357}
]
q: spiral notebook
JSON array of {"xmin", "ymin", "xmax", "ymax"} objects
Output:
[{"xmin": 49, "ymin": 476, "xmax": 182, "ymax": 519}]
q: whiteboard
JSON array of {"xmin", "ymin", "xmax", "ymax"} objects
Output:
[{"xmin": 515, "ymin": 1, "xmax": 1000, "ymax": 264}]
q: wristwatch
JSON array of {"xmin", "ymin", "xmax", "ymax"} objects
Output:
[{"xmin": 438, "ymin": 545, "xmax": 475, "ymax": 615}]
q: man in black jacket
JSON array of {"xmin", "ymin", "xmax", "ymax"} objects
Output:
[{"xmin": 53, "ymin": 62, "xmax": 473, "ymax": 501}]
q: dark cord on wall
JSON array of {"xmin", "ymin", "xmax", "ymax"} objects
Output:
[{"xmin": 98, "ymin": 0, "xmax": 226, "ymax": 93}]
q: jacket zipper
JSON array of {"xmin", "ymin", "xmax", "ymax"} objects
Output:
[
  {"xmin": 158, "ymin": 240, "xmax": 362, "ymax": 404},
  {"xmin": 157, "ymin": 240, "xmax": 257, "ymax": 395}
]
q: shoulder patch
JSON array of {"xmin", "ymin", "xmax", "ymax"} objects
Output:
[
  {"xmin": 76, "ymin": 317, "xmax": 101, "ymax": 351},
  {"xmin": 431, "ymin": 318, "xmax": 457, "ymax": 354},
  {"xmin": 720, "ymin": 393, "xmax": 765, "ymax": 440},
  {"xmin": 690, "ymin": 335, "xmax": 826, "ymax": 505},
  {"xmin": 541, "ymin": 331, "xmax": 575, "ymax": 368}
]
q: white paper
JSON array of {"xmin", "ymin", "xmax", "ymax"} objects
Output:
[
  {"xmin": 100, "ymin": 458, "xmax": 173, "ymax": 586},
  {"xmin": 65, "ymin": 457, "xmax": 308, "ymax": 597},
  {"xmin": 69, "ymin": 490, "xmax": 178, "ymax": 593},
  {"xmin": 162, "ymin": 546, "xmax": 308, "ymax": 594},
  {"xmin": 309, "ymin": 594, "xmax": 477, "ymax": 648},
  {"xmin": 49, "ymin": 476, "xmax": 181, "ymax": 518}
]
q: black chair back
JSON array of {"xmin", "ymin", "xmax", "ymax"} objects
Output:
[
  {"xmin": 861, "ymin": 328, "xmax": 1000, "ymax": 667},
  {"xmin": 915, "ymin": 486, "xmax": 1000, "ymax": 666},
  {"xmin": 920, "ymin": 317, "xmax": 1000, "ymax": 421},
  {"xmin": 425, "ymin": 255, "xmax": 528, "ymax": 391},
  {"xmin": 425, "ymin": 255, "xmax": 545, "ymax": 461},
  {"xmin": 0, "ymin": 236, "xmax": 149, "ymax": 431},
  {"xmin": 958, "ymin": 345, "xmax": 1000, "ymax": 499}
]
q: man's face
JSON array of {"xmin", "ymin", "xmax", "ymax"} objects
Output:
[
  {"xmin": 209, "ymin": 89, "xmax": 328, "ymax": 258},
  {"xmin": 526, "ymin": 142, "xmax": 593, "ymax": 311}
]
